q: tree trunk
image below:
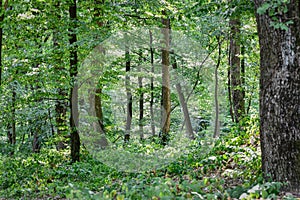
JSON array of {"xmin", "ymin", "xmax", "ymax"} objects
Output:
[
  {"xmin": 227, "ymin": 66, "xmax": 234, "ymax": 122},
  {"xmin": 255, "ymin": 0, "xmax": 300, "ymax": 193},
  {"xmin": 124, "ymin": 43, "xmax": 132, "ymax": 143},
  {"xmin": 213, "ymin": 37, "xmax": 222, "ymax": 138},
  {"xmin": 0, "ymin": 0, "xmax": 3, "ymax": 86},
  {"xmin": 160, "ymin": 10, "xmax": 171, "ymax": 145},
  {"xmin": 0, "ymin": 0, "xmax": 6, "ymax": 85},
  {"xmin": 94, "ymin": 0, "xmax": 105, "ymax": 134},
  {"xmin": 229, "ymin": 17, "xmax": 244, "ymax": 123},
  {"xmin": 69, "ymin": 0, "xmax": 80, "ymax": 163},
  {"xmin": 138, "ymin": 51, "xmax": 144, "ymax": 140},
  {"xmin": 149, "ymin": 30, "xmax": 155, "ymax": 136},
  {"xmin": 241, "ymin": 44, "xmax": 246, "ymax": 111},
  {"xmin": 172, "ymin": 59, "xmax": 194, "ymax": 139},
  {"xmin": 7, "ymin": 87, "xmax": 16, "ymax": 146},
  {"xmin": 94, "ymin": 87, "xmax": 105, "ymax": 133}
]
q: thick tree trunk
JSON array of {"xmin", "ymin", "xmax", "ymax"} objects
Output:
[
  {"xmin": 160, "ymin": 10, "xmax": 171, "ymax": 145},
  {"xmin": 69, "ymin": 0, "xmax": 80, "ymax": 163},
  {"xmin": 229, "ymin": 17, "xmax": 244, "ymax": 123},
  {"xmin": 124, "ymin": 44, "xmax": 132, "ymax": 142},
  {"xmin": 255, "ymin": 0, "xmax": 300, "ymax": 192}
]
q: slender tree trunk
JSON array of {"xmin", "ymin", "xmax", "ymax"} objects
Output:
[
  {"xmin": 172, "ymin": 59, "xmax": 194, "ymax": 139},
  {"xmin": 255, "ymin": 0, "xmax": 300, "ymax": 193},
  {"xmin": 149, "ymin": 30, "xmax": 155, "ymax": 136},
  {"xmin": 69, "ymin": 0, "xmax": 80, "ymax": 163},
  {"xmin": 7, "ymin": 87, "xmax": 16, "ymax": 145},
  {"xmin": 94, "ymin": 0, "xmax": 105, "ymax": 134},
  {"xmin": 0, "ymin": 0, "xmax": 3, "ymax": 86},
  {"xmin": 160, "ymin": 10, "xmax": 171, "ymax": 145},
  {"xmin": 124, "ymin": 43, "xmax": 132, "ymax": 142},
  {"xmin": 32, "ymin": 132, "xmax": 41, "ymax": 153},
  {"xmin": 213, "ymin": 37, "xmax": 222, "ymax": 138},
  {"xmin": 229, "ymin": 17, "xmax": 244, "ymax": 123},
  {"xmin": 0, "ymin": 0, "xmax": 6, "ymax": 85},
  {"xmin": 227, "ymin": 66, "xmax": 234, "ymax": 122},
  {"xmin": 138, "ymin": 51, "xmax": 144, "ymax": 140},
  {"xmin": 241, "ymin": 44, "xmax": 246, "ymax": 110},
  {"xmin": 94, "ymin": 87, "xmax": 105, "ymax": 132}
]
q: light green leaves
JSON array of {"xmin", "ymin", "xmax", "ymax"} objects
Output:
[
  {"xmin": 257, "ymin": 0, "xmax": 293, "ymax": 31},
  {"xmin": 257, "ymin": 2, "xmax": 272, "ymax": 15}
]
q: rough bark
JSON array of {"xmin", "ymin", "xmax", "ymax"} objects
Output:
[
  {"xmin": 69, "ymin": 0, "xmax": 80, "ymax": 162},
  {"xmin": 229, "ymin": 17, "xmax": 244, "ymax": 123},
  {"xmin": 124, "ymin": 44, "xmax": 132, "ymax": 142},
  {"xmin": 255, "ymin": 0, "xmax": 300, "ymax": 193},
  {"xmin": 161, "ymin": 10, "xmax": 171, "ymax": 145}
]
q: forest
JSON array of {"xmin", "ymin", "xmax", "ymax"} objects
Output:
[{"xmin": 0, "ymin": 0, "xmax": 299, "ymax": 199}]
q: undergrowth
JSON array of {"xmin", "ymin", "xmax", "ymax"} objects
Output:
[{"xmin": 0, "ymin": 116, "xmax": 296, "ymax": 199}]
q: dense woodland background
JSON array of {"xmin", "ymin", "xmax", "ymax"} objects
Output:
[{"xmin": 0, "ymin": 0, "xmax": 299, "ymax": 199}]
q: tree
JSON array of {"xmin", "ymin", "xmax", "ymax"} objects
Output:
[
  {"xmin": 69, "ymin": 0, "xmax": 80, "ymax": 162},
  {"xmin": 0, "ymin": 0, "xmax": 7, "ymax": 85},
  {"xmin": 138, "ymin": 50, "xmax": 144, "ymax": 140},
  {"xmin": 160, "ymin": 10, "xmax": 171, "ymax": 145},
  {"xmin": 228, "ymin": 14, "xmax": 245, "ymax": 123},
  {"xmin": 172, "ymin": 58, "xmax": 194, "ymax": 139},
  {"xmin": 255, "ymin": 0, "xmax": 300, "ymax": 192},
  {"xmin": 149, "ymin": 30, "xmax": 155, "ymax": 136},
  {"xmin": 0, "ymin": 0, "xmax": 4, "ymax": 86},
  {"xmin": 124, "ymin": 42, "xmax": 132, "ymax": 143},
  {"xmin": 213, "ymin": 36, "xmax": 222, "ymax": 138},
  {"xmin": 93, "ymin": 0, "xmax": 105, "ymax": 134}
]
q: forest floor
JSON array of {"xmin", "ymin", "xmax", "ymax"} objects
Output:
[{"xmin": 0, "ymin": 121, "xmax": 299, "ymax": 199}]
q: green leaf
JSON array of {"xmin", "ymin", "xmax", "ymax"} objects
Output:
[
  {"xmin": 261, "ymin": 189, "xmax": 268, "ymax": 199},
  {"xmin": 257, "ymin": 3, "xmax": 271, "ymax": 14}
]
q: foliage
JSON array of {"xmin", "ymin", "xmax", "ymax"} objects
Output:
[
  {"xmin": 0, "ymin": 115, "xmax": 296, "ymax": 199},
  {"xmin": 257, "ymin": 0, "xmax": 293, "ymax": 31},
  {"xmin": 0, "ymin": 0, "xmax": 297, "ymax": 199}
]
